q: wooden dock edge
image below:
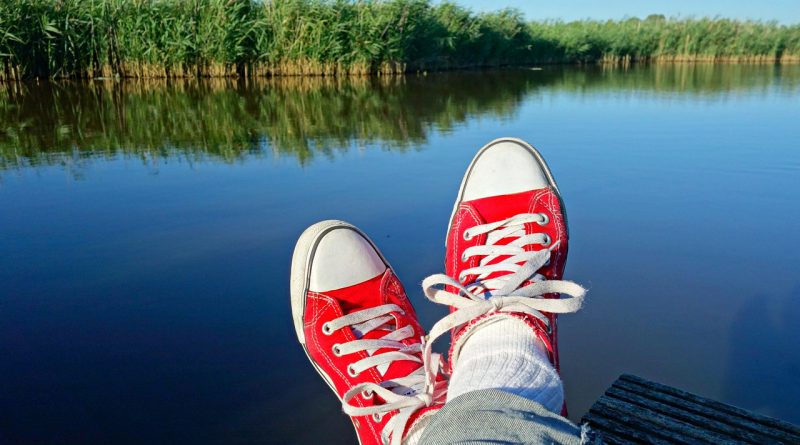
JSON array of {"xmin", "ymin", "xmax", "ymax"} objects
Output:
[{"xmin": 580, "ymin": 374, "xmax": 800, "ymax": 444}]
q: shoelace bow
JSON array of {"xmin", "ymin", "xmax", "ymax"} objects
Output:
[
  {"xmin": 329, "ymin": 303, "xmax": 443, "ymax": 445},
  {"xmin": 421, "ymin": 213, "xmax": 587, "ymax": 392}
]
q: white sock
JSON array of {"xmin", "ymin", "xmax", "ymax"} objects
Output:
[{"xmin": 446, "ymin": 316, "xmax": 564, "ymax": 413}]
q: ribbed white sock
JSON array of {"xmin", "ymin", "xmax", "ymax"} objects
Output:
[{"xmin": 446, "ymin": 316, "xmax": 564, "ymax": 413}]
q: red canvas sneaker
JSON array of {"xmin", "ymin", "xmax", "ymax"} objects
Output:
[
  {"xmin": 421, "ymin": 138, "xmax": 586, "ymax": 415},
  {"xmin": 291, "ymin": 220, "xmax": 444, "ymax": 445}
]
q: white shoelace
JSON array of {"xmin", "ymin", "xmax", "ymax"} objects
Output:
[
  {"xmin": 421, "ymin": 213, "xmax": 587, "ymax": 391},
  {"xmin": 329, "ymin": 303, "xmax": 433, "ymax": 445}
]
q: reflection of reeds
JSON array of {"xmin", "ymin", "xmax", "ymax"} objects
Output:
[
  {"xmin": 1, "ymin": 1, "xmax": 799, "ymax": 81},
  {"xmin": 1, "ymin": 64, "xmax": 798, "ymax": 170},
  {"xmin": 0, "ymin": 71, "xmax": 531, "ymax": 168}
]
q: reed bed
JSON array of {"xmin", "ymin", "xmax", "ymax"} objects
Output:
[{"xmin": 1, "ymin": 1, "xmax": 799, "ymax": 80}]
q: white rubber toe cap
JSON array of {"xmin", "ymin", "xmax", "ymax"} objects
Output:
[
  {"xmin": 308, "ymin": 227, "xmax": 387, "ymax": 292},
  {"xmin": 461, "ymin": 139, "xmax": 550, "ymax": 201}
]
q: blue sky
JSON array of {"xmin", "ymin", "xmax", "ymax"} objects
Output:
[{"xmin": 452, "ymin": 0, "xmax": 800, "ymax": 24}]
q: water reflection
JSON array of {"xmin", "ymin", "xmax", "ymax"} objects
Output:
[
  {"xmin": 0, "ymin": 73, "xmax": 526, "ymax": 169},
  {"xmin": 1, "ymin": 64, "xmax": 798, "ymax": 170}
]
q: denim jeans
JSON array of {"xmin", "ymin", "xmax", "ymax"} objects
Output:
[{"xmin": 418, "ymin": 389, "xmax": 602, "ymax": 445}]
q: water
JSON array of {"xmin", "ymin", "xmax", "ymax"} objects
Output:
[{"xmin": 2, "ymin": 65, "xmax": 799, "ymax": 443}]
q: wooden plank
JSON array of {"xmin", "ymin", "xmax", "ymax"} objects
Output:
[
  {"xmin": 605, "ymin": 386, "xmax": 774, "ymax": 444},
  {"xmin": 620, "ymin": 374, "xmax": 800, "ymax": 438},
  {"xmin": 612, "ymin": 379, "xmax": 798, "ymax": 444},
  {"xmin": 582, "ymin": 409, "xmax": 679, "ymax": 445},
  {"xmin": 581, "ymin": 375, "xmax": 800, "ymax": 445},
  {"xmin": 587, "ymin": 430, "xmax": 629, "ymax": 445},
  {"xmin": 592, "ymin": 394, "xmax": 727, "ymax": 444}
]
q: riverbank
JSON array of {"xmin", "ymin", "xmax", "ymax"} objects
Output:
[{"xmin": 2, "ymin": 0, "xmax": 799, "ymax": 80}]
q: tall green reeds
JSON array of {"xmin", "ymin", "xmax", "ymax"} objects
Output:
[
  {"xmin": 1, "ymin": 1, "xmax": 799, "ymax": 80},
  {"xmin": 530, "ymin": 16, "xmax": 800, "ymax": 64}
]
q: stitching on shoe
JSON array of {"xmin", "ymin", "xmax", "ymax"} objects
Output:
[
  {"xmin": 306, "ymin": 294, "xmax": 350, "ymax": 383},
  {"xmin": 306, "ymin": 294, "xmax": 384, "ymax": 439},
  {"xmin": 306, "ymin": 293, "xmax": 382, "ymax": 395},
  {"xmin": 450, "ymin": 204, "xmax": 467, "ymax": 276},
  {"xmin": 383, "ymin": 270, "xmax": 418, "ymax": 325},
  {"xmin": 452, "ymin": 203, "xmax": 483, "ymax": 280},
  {"xmin": 304, "ymin": 296, "xmax": 386, "ymax": 439},
  {"xmin": 528, "ymin": 189, "xmax": 564, "ymax": 364},
  {"xmin": 306, "ymin": 292, "xmax": 336, "ymax": 326}
]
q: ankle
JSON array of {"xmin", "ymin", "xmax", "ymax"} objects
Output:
[{"xmin": 447, "ymin": 317, "xmax": 565, "ymax": 413}]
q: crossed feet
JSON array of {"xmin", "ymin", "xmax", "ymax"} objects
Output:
[{"xmin": 290, "ymin": 138, "xmax": 587, "ymax": 445}]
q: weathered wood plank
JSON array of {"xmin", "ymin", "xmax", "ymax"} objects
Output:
[
  {"xmin": 586, "ymin": 430, "xmax": 628, "ymax": 445},
  {"xmin": 619, "ymin": 374, "xmax": 800, "ymax": 438},
  {"xmin": 582, "ymin": 409, "xmax": 679, "ymax": 445},
  {"xmin": 612, "ymin": 379, "xmax": 798, "ymax": 443},
  {"xmin": 605, "ymin": 386, "xmax": 773, "ymax": 444},
  {"xmin": 593, "ymin": 394, "xmax": 726, "ymax": 444},
  {"xmin": 581, "ymin": 375, "xmax": 800, "ymax": 445}
]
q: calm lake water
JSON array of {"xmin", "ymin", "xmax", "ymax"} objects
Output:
[{"xmin": 2, "ymin": 65, "xmax": 799, "ymax": 444}]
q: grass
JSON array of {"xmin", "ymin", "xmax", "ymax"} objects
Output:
[{"xmin": 0, "ymin": 1, "xmax": 799, "ymax": 80}]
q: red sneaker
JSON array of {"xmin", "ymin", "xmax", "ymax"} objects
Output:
[
  {"xmin": 291, "ymin": 220, "xmax": 443, "ymax": 445},
  {"xmin": 421, "ymin": 138, "xmax": 586, "ymax": 414}
]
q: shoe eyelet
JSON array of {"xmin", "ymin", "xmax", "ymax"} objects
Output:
[
  {"xmin": 372, "ymin": 413, "xmax": 383, "ymax": 422},
  {"xmin": 361, "ymin": 390, "xmax": 374, "ymax": 399},
  {"xmin": 537, "ymin": 213, "xmax": 550, "ymax": 226},
  {"xmin": 541, "ymin": 234, "xmax": 551, "ymax": 246},
  {"xmin": 461, "ymin": 253, "xmax": 468, "ymax": 262},
  {"xmin": 347, "ymin": 365, "xmax": 359, "ymax": 378},
  {"xmin": 332, "ymin": 344, "xmax": 343, "ymax": 357},
  {"xmin": 458, "ymin": 273, "xmax": 466, "ymax": 282},
  {"xmin": 321, "ymin": 323, "xmax": 334, "ymax": 336},
  {"xmin": 462, "ymin": 230, "xmax": 472, "ymax": 241}
]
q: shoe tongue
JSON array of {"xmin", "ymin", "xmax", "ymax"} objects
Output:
[
  {"xmin": 327, "ymin": 272, "xmax": 386, "ymax": 314},
  {"xmin": 358, "ymin": 316, "xmax": 423, "ymax": 383},
  {"xmin": 464, "ymin": 189, "xmax": 548, "ymax": 294},
  {"xmin": 325, "ymin": 272, "xmax": 423, "ymax": 381},
  {"xmin": 465, "ymin": 189, "xmax": 543, "ymax": 223}
]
